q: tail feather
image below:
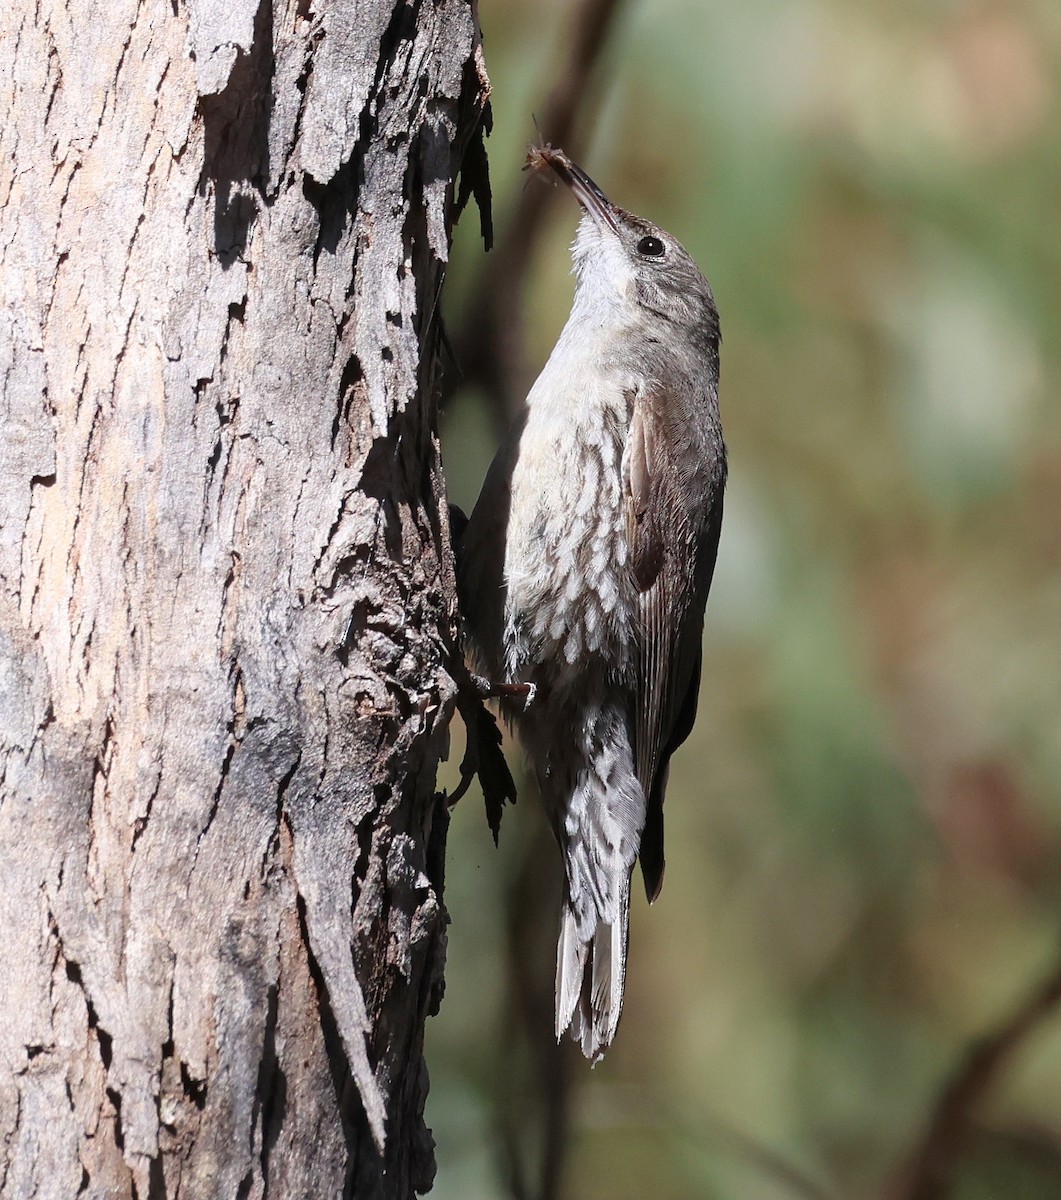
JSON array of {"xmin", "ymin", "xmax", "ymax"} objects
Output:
[
  {"xmin": 555, "ymin": 903, "xmax": 587, "ymax": 1041},
  {"xmin": 556, "ymin": 875, "xmax": 631, "ymax": 1062},
  {"xmin": 541, "ymin": 698, "xmax": 644, "ymax": 1061}
]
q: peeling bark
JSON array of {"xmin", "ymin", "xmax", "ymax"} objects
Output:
[{"xmin": 0, "ymin": 1, "xmax": 490, "ymax": 1196}]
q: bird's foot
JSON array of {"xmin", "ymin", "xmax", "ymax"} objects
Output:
[
  {"xmin": 468, "ymin": 674, "xmax": 537, "ymax": 712},
  {"xmin": 446, "ymin": 666, "xmax": 520, "ymax": 841}
]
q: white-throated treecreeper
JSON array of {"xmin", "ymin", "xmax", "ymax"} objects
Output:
[{"xmin": 458, "ymin": 145, "xmax": 726, "ymax": 1061}]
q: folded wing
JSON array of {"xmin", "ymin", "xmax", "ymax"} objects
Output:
[{"xmin": 624, "ymin": 385, "xmax": 725, "ymax": 900}]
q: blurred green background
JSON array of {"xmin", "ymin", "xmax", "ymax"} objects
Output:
[{"xmin": 428, "ymin": 0, "xmax": 1061, "ymax": 1197}]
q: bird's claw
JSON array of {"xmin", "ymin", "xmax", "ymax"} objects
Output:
[{"xmin": 469, "ymin": 674, "xmax": 537, "ymax": 712}]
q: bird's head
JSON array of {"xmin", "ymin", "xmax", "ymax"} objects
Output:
[{"xmin": 529, "ymin": 145, "xmax": 719, "ymax": 343}]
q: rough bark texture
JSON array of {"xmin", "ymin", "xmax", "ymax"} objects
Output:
[{"xmin": 0, "ymin": 1, "xmax": 489, "ymax": 1196}]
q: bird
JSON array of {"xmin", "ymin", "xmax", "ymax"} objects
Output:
[{"xmin": 457, "ymin": 144, "xmax": 726, "ymax": 1061}]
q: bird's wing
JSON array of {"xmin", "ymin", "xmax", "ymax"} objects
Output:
[{"xmin": 624, "ymin": 387, "xmax": 725, "ymax": 900}]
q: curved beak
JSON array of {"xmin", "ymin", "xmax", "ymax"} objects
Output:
[{"xmin": 538, "ymin": 146, "xmax": 620, "ymax": 235}]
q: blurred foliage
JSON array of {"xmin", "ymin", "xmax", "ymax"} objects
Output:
[{"xmin": 430, "ymin": 0, "xmax": 1061, "ymax": 1197}]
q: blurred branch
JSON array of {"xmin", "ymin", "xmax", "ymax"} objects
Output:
[
  {"xmin": 450, "ymin": 0, "xmax": 626, "ymax": 431},
  {"xmin": 883, "ymin": 956, "xmax": 1061, "ymax": 1200},
  {"xmin": 495, "ymin": 820, "xmax": 572, "ymax": 1200},
  {"xmin": 706, "ymin": 1117, "xmax": 838, "ymax": 1200}
]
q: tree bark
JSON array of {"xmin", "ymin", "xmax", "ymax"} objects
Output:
[{"xmin": 0, "ymin": 1, "xmax": 489, "ymax": 1196}]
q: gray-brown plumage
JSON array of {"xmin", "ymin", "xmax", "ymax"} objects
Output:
[{"xmin": 458, "ymin": 146, "xmax": 726, "ymax": 1061}]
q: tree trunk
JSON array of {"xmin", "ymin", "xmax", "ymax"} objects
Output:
[{"xmin": 0, "ymin": 1, "xmax": 489, "ymax": 1195}]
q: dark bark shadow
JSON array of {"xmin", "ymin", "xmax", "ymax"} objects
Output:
[{"xmin": 198, "ymin": 0, "xmax": 275, "ymax": 266}]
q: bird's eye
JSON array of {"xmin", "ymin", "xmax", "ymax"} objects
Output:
[{"xmin": 637, "ymin": 235, "xmax": 665, "ymax": 257}]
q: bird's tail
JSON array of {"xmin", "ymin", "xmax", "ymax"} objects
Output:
[
  {"xmin": 555, "ymin": 872, "xmax": 631, "ymax": 1063},
  {"xmin": 537, "ymin": 698, "xmax": 642, "ymax": 1060}
]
